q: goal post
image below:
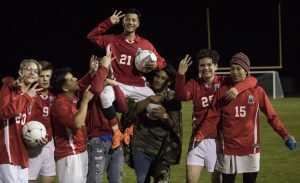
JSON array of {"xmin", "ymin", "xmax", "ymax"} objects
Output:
[{"xmin": 216, "ymin": 71, "xmax": 284, "ymax": 99}]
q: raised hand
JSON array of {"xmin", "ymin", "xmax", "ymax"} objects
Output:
[
  {"xmin": 101, "ymin": 51, "xmax": 115, "ymax": 69},
  {"xmin": 109, "ymin": 10, "xmax": 125, "ymax": 25},
  {"xmin": 89, "ymin": 55, "xmax": 99, "ymax": 74},
  {"xmin": 27, "ymin": 83, "xmax": 43, "ymax": 98},
  {"xmin": 82, "ymin": 85, "xmax": 94, "ymax": 103},
  {"xmin": 178, "ymin": 54, "xmax": 193, "ymax": 75}
]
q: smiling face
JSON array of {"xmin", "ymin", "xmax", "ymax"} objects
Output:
[
  {"xmin": 198, "ymin": 57, "xmax": 218, "ymax": 80},
  {"xmin": 230, "ymin": 64, "xmax": 248, "ymax": 83},
  {"xmin": 18, "ymin": 61, "xmax": 40, "ymax": 86},
  {"xmin": 123, "ymin": 13, "xmax": 140, "ymax": 34}
]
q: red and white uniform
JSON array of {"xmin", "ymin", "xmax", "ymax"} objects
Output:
[
  {"xmin": 175, "ymin": 74, "xmax": 257, "ymax": 137},
  {"xmin": 0, "ymin": 81, "xmax": 35, "ymax": 167},
  {"xmin": 87, "ymin": 19, "xmax": 166, "ymax": 87},
  {"xmin": 33, "ymin": 92, "xmax": 55, "ymax": 141},
  {"xmin": 196, "ymin": 82, "xmax": 289, "ymax": 155},
  {"xmin": 51, "ymin": 94, "xmax": 87, "ymax": 161}
]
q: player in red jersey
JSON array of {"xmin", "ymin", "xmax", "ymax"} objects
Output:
[
  {"xmin": 50, "ymin": 69, "xmax": 94, "ymax": 183},
  {"xmin": 175, "ymin": 49, "xmax": 257, "ymax": 183},
  {"xmin": 28, "ymin": 61, "xmax": 56, "ymax": 183},
  {"xmin": 87, "ymin": 8, "xmax": 166, "ymax": 149},
  {"xmin": 194, "ymin": 52, "xmax": 296, "ymax": 183},
  {"xmin": 0, "ymin": 59, "xmax": 42, "ymax": 183}
]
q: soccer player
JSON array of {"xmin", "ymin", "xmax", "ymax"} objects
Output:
[
  {"xmin": 50, "ymin": 66, "xmax": 94, "ymax": 183},
  {"xmin": 0, "ymin": 59, "xmax": 42, "ymax": 183},
  {"xmin": 126, "ymin": 65, "xmax": 182, "ymax": 183},
  {"xmin": 28, "ymin": 61, "xmax": 56, "ymax": 183},
  {"xmin": 175, "ymin": 49, "xmax": 257, "ymax": 183},
  {"xmin": 194, "ymin": 52, "xmax": 296, "ymax": 183},
  {"xmin": 85, "ymin": 55, "xmax": 127, "ymax": 183},
  {"xmin": 87, "ymin": 8, "xmax": 166, "ymax": 149}
]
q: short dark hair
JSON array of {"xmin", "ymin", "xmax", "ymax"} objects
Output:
[
  {"xmin": 195, "ymin": 49, "xmax": 220, "ymax": 64},
  {"xmin": 124, "ymin": 8, "xmax": 141, "ymax": 20},
  {"xmin": 161, "ymin": 65, "xmax": 177, "ymax": 83},
  {"xmin": 39, "ymin": 61, "xmax": 54, "ymax": 71},
  {"xmin": 50, "ymin": 67, "xmax": 72, "ymax": 95}
]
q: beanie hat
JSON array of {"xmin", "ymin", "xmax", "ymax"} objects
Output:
[{"xmin": 230, "ymin": 52, "xmax": 250, "ymax": 72}]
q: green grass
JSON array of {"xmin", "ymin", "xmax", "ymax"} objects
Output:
[
  {"xmin": 54, "ymin": 98, "xmax": 300, "ymax": 183},
  {"xmin": 120, "ymin": 98, "xmax": 300, "ymax": 183}
]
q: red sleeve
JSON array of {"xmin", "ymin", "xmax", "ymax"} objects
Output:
[
  {"xmin": 113, "ymin": 85, "xmax": 128, "ymax": 112},
  {"xmin": 234, "ymin": 76, "xmax": 257, "ymax": 93},
  {"xmin": 175, "ymin": 73, "xmax": 194, "ymax": 101},
  {"xmin": 147, "ymin": 43, "xmax": 166, "ymax": 70},
  {"xmin": 0, "ymin": 85, "xmax": 34, "ymax": 120},
  {"xmin": 1, "ymin": 76, "xmax": 15, "ymax": 86},
  {"xmin": 87, "ymin": 18, "xmax": 113, "ymax": 49},
  {"xmin": 78, "ymin": 73, "xmax": 93, "ymax": 89},
  {"xmin": 258, "ymin": 87, "xmax": 289, "ymax": 138},
  {"xmin": 89, "ymin": 67, "xmax": 109, "ymax": 95}
]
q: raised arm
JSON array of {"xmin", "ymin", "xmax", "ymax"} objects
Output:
[
  {"xmin": 87, "ymin": 10, "xmax": 124, "ymax": 49},
  {"xmin": 175, "ymin": 55, "xmax": 194, "ymax": 101}
]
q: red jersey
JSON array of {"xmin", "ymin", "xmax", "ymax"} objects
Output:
[
  {"xmin": 87, "ymin": 19, "xmax": 166, "ymax": 86},
  {"xmin": 0, "ymin": 82, "xmax": 35, "ymax": 167},
  {"xmin": 33, "ymin": 92, "xmax": 55, "ymax": 141},
  {"xmin": 196, "ymin": 83, "xmax": 289, "ymax": 155},
  {"xmin": 78, "ymin": 67, "xmax": 128, "ymax": 138},
  {"xmin": 51, "ymin": 94, "xmax": 87, "ymax": 161},
  {"xmin": 175, "ymin": 74, "xmax": 257, "ymax": 137}
]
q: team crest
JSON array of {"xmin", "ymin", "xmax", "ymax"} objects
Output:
[
  {"xmin": 248, "ymin": 95, "xmax": 255, "ymax": 105},
  {"xmin": 214, "ymin": 84, "xmax": 220, "ymax": 92}
]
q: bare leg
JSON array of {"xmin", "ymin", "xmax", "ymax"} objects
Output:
[
  {"xmin": 186, "ymin": 165, "xmax": 203, "ymax": 183},
  {"xmin": 40, "ymin": 176, "xmax": 55, "ymax": 183}
]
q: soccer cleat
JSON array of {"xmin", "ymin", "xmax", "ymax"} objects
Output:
[{"xmin": 111, "ymin": 129, "xmax": 123, "ymax": 149}]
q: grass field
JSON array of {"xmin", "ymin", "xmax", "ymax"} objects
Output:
[
  {"xmin": 53, "ymin": 98, "xmax": 300, "ymax": 183},
  {"xmin": 118, "ymin": 98, "xmax": 300, "ymax": 183}
]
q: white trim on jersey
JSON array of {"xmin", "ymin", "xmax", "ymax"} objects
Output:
[
  {"xmin": 66, "ymin": 127, "xmax": 76, "ymax": 155},
  {"xmin": 4, "ymin": 119, "xmax": 11, "ymax": 163},
  {"xmin": 253, "ymin": 104, "xmax": 259, "ymax": 154}
]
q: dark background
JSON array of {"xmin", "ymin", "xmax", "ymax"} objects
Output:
[{"xmin": 1, "ymin": 0, "xmax": 300, "ymax": 94}]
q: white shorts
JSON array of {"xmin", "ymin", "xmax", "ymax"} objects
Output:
[
  {"xmin": 28, "ymin": 140, "xmax": 56, "ymax": 180},
  {"xmin": 186, "ymin": 138, "xmax": 217, "ymax": 172},
  {"xmin": 119, "ymin": 83, "xmax": 155, "ymax": 102},
  {"xmin": 215, "ymin": 153, "xmax": 260, "ymax": 174},
  {"xmin": 56, "ymin": 151, "xmax": 88, "ymax": 183},
  {"xmin": 0, "ymin": 164, "xmax": 28, "ymax": 183},
  {"xmin": 100, "ymin": 83, "xmax": 155, "ymax": 108}
]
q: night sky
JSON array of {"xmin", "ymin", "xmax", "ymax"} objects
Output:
[{"xmin": 2, "ymin": 0, "xmax": 300, "ymax": 93}]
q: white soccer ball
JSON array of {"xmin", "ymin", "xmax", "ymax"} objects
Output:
[
  {"xmin": 135, "ymin": 49, "xmax": 157, "ymax": 73},
  {"xmin": 146, "ymin": 103, "xmax": 161, "ymax": 120},
  {"xmin": 22, "ymin": 121, "xmax": 47, "ymax": 147}
]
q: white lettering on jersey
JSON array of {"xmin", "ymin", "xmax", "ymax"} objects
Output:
[
  {"xmin": 119, "ymin": 54, "xmax": 131, "ymax": 65},
  {"xmin": 234, "ymin": 106, "xmax": 246, "ymax": 117}
]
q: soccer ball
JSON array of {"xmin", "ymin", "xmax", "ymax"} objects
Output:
[
  {"xmin": 146, "ymin": 103, "xmax": 161, "ymax": 120},
  {"xmin": 22, "ymin": 121, "xmax": 47, "ymax": 147},
  {"xmin": 135, "ymin": 49, "xmax": 157, "ymax": 73}
]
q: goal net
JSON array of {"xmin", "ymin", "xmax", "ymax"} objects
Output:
[{"xmin": 216, "ymin": 71, "xmax": 284, "ymax": 99}]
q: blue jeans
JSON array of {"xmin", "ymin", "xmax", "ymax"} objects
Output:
[
  {"xmin": 131, "ymin": 148, "xmax": 156, "ymax": 183},
  {"xmin": 87, "ymin": 137, "xmax": 124, "ymax": 183}
]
